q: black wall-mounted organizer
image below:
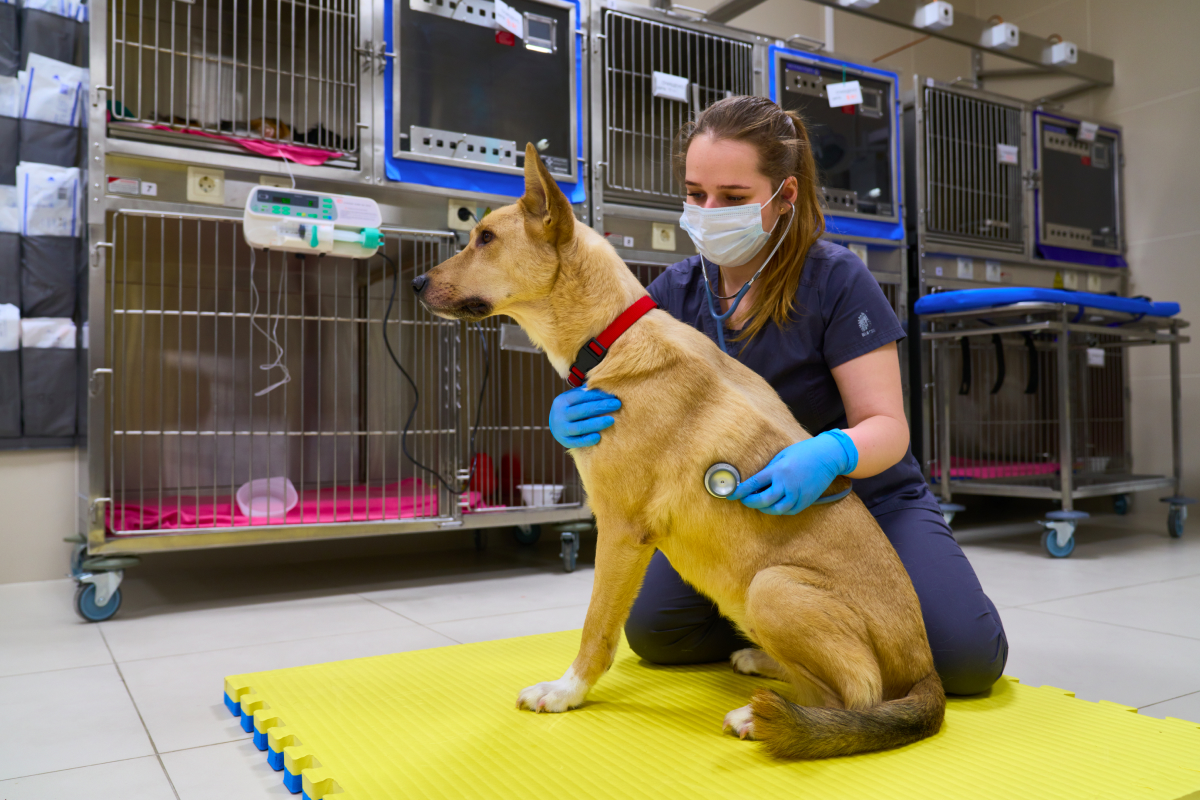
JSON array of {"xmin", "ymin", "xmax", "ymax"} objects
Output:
[{"xmin": 0, "ymin": 0, "xmax": 89, "ymax": 451}]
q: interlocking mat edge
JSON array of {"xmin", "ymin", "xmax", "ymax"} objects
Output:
[{"xmin": 223, "ymin": 630, "xmax": 1200, "ymax": 800}]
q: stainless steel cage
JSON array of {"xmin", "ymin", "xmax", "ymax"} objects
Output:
[
  {"xmin": 916, "ymin": 81, "xmax": 1026, "ymax": 255},
  {"xmin": 922, "ymin": 300, "xmax": 1191, "ymax": 554},
  {"xmin": 84, "ymin": 209, "xmax": 591, "ymax": 556},
  {"xmin": 600, "ymin": 8, "xmax": 754, "ymax": 208},
  {"xmin": 105, "ymin": 0, "xmax": 363, "ymax": 165}
]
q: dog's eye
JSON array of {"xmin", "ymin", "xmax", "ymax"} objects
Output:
[{"xmin": 479, "ymin": 230, "xmax": 494, "ymax": 244}]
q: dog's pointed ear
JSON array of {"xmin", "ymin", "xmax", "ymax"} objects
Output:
[{"xmin": 520, "ymin": 142, "xmax": 575, "ymax": 247}]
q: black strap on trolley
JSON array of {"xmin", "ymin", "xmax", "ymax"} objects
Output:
[
  {"xmin": 990, "ymin": 334, "xmax": 1006, "ymax": 395},
  {"xmin": 1023, "ymin": 332, "xmax": 1039, "ymax": 395}
]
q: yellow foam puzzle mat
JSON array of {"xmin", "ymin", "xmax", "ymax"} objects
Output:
[{"xmin": 224, "ymin": 630, "xmax": 1200, "ymax": 800}]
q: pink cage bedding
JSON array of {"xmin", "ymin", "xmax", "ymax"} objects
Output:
[
  {"xmin": 930, "ymin": 458, "xmax": 1061, "ymax": 481},
  {"xmin": 108, "ymin": 478, "xmax": 496, "ymax": 535}
]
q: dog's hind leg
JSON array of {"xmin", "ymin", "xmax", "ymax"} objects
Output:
[
  {"xmin": 517, "ymin": 512, "xmax": 655, "ymax": 713},
  {"xmin": 743, "ymin": 566, "xmax": 883, "ymax": 712}
]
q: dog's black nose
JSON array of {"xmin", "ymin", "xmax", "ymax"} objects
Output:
[{"xmin": 411, "ymin": 275, "xmax": 428, "ymax": 294}]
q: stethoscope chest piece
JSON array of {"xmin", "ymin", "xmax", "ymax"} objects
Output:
[{"xmin": 704, "ymin": 462, "xmax": 741, "ymax": 499}]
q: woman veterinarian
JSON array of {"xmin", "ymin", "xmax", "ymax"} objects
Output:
[{"xmin": 549, "ymin": 95, "xmax": 1008, "ymax": 696}]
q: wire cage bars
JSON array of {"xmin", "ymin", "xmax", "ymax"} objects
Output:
[
  {"xmin": 106, "ymin": 0, "xmax": 361, "ymax": 162},
  {"xmin": 921, "ymin": 85, "xmax": 1024, "ymax": 253},
  {"xmin": 928, "ymin": 329, "xmax": 1128, "ymax": 497},
  {"xmin": 602, "ymin": 10, "xmax": 754, "ymax": 208},
  {"xmin": 99, "ymin": 211, "xmax": 460, "ymax": 537}
]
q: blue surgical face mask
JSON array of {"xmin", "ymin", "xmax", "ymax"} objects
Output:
[{"xmin": 678, "ymin": 181, "xmax": 786, "ymax": 267}]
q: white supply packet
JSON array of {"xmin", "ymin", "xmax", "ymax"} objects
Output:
[
  {"xmin": 21, "ymin": 54, "xmax": 88, "ymax": 126},
  {"xmin": 0, "ymin": 76, "xmax": 19, "ymax": 118},
  {"xmin": 21, "ymin": 0, "xmax": 80, "ymax": 18},
  {"xmin": 0, "ymin": 304, "xmax": 18, "ymax": 352},
  {"xmin": 0, "ymin": 185, "xmax": 18, "ymax": 233},
  {"xmin": 17, "ymin": 162, "xmax": 81, "ymax": 237},
  {"xmin": 80, "ymin": 320, "xmax": 88, "ymax": 349},
  {"xmin": 21, "ymin": 317, "xmax": 76, "ymax": 349}
]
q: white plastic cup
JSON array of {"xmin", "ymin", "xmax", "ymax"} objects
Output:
[
  {"xmin": 235, "ymin": 477, "xmax": 299, "ymax": 519},
  {"xmin": 518, "ymin": 484, "xmax": 564, "ymax": 507}
]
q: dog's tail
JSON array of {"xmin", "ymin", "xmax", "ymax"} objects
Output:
[{"xmin": 750, "ymin": 671, "xmax": 945, "ymax": 759}]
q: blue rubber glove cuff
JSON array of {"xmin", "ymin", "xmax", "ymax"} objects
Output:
[
  {"xmin": 822, "ymin": 428, "xmax": 860, "ymax": 476},
  {"xmin": 726, "ymin": 429, "xmax": 859, "ymax": 515}
]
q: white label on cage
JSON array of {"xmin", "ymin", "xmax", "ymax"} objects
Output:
[
  {"xmin": 956, "ymin": 257, "xmax": 974, "ymax": 280},
  {"xmin": 1062, "ymin": 270, "xmax": 1079, "ymax": 290},
  {"xmin": 1077, "ymin": 121, "xmax": 1098, "ymax": 142},
  {"xmin": 848, "ymin": 243, "xmax": 868, "ymax": 265},
  {"xmin": 826, "ymin": 80, "xmax": 863, "ymax": 108},
  {"xmin": 652, "ymin": 72, "xmax": 690, "ymax": 103},
  {"xmin": 997, "ymin": 144, "xmax": 1019, "ymax": 165},
  {"xmin": 934, "ymin": 266, "xmax": 943, "ymax": 276},
  {"xmin": 985, "ymin": 260, "xmax": 1002, "ymax": 282},
  {"xmin": 140, "ymin": 182, "xmax": 158, "ymax": 196},
  {"xmin": 1087, "ymin": 347, "xmax": 1105, "ymax": 367},
  {"xmin": 107, "ymin": 176, "xmax": 139, "ymax": 195},
  {"xmin": 494, "ymin": 0, "xmax": 523, "ymax": 37},
  {"xmin": 1087, "ymin": 273, "xmax": 1102, "ymax": 293}
]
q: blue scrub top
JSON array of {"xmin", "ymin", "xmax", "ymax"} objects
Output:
[{"xmin": 646, "ymin": 239, "xmax": 938, "ymax": 516}]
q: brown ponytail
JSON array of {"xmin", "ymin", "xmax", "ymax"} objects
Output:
[{"xmin": 674, "ymin": 96, "xmax": 825, "ymax": 343}]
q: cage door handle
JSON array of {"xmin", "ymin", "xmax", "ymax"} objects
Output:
[
  {"xmin": 92, "ymin": 85, "xmax": 113, "ymax": 109},
  {"xmin": 89, "ymin": 368, "xmax": 112, "ymax": 398}
]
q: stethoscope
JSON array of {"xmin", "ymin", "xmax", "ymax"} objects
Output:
[
  {"xmin": 701, "ymin": 199, "xmax": 796, "ymax": 356},
  {"xmin": 700, "ymin": 203, "xmax": 850, "ymax": 506}
]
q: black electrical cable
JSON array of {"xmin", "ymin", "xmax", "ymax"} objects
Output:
[{"xmin": 378, "ymin": 250, "xmax": 490, "ymax": 496}]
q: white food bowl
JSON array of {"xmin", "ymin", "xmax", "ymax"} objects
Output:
[
  {"xmin": 236, "ymin": 477, "xmax": 299, "ymax": 519},
  {"xmin": 518, "ymin": 484, "xmax": 564, "ymax": 507}
]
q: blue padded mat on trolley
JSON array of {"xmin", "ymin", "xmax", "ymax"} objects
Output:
[{"xmin": 914, "ymin": 288, "xmax": 1180, "ymax": 318}]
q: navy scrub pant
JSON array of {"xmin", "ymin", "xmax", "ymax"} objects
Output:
[{"xmin": 623, "ymin": 504, "xmax": 1008, "ymax": 696}]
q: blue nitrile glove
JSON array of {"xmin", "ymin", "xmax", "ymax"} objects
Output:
[
  {"xmin": 727, "ymin": 429, "xmax": 859, "ymax": 515},
  {"xmin": 548, "ymin": 385, "xmax": 622, "ymax": 448}
]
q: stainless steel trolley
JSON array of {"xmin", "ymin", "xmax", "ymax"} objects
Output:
[{"xmin": 920, "ymin": 298, "xmax": 1192, "ymax": 557}]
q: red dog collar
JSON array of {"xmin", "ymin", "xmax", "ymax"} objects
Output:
[{"xmin": 566, "ymin": 295, "xmax": 658, "ymax": 387}]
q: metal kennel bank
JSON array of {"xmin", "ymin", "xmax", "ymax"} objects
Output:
[{"xmin": 72, "ymin": 0, "xmax": 599, "ymax": 621}]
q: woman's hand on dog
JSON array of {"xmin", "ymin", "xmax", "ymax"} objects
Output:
[
  {"xmin": 727, "ymin": 430, "xmax": 859, "ymax": 515},
  {"xmin": 549, "ymin": 385, "xmax": 622, "ymax": 448}
]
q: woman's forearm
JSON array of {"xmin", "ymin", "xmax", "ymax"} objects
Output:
[{"xmin": 841, "ymin": 413, "xmax": 910, "ymax": 479}]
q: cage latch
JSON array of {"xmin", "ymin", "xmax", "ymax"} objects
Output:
[{"xmin": 89, "ymin": 368, "xmax": 113, "ymax": 398}]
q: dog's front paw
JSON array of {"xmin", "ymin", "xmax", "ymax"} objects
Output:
[
  {"xmin": 723, "ymin": 705, "xmax": 756, "ymax": 740},
  {"xmin": 517, "ymin": 669, "xmax": 589, "ymax": 713}
]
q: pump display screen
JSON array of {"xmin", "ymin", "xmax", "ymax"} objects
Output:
[
  {"xmin": 778, "ymin": 59, "xmax": 895, "ymax": 219},
  {"xmin": 252, "ymin": 190, "xmax": 337, "ymax": 221}
]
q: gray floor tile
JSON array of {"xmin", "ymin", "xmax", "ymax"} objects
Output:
[
  {"xmin": 1023, "ymin": 574, "xmax": 1200, "ymax": 640},
  {"xmin": 0, "ymin": 665, "xmax": 154, "ymax": 781},
  {"xmin": 1140, "ymin": 690, "xmax": 1200, "ymax": 723},
  {"xmin": 426, "ymin": 603, "xmax": 587, "ymax": 644},
  {"xmin": 0, "ymin": 580, "xmax": 114, "ymax": 678},
  {"xmin": 0, "ymin": 757, "xmax": 176, "ymax": 800},
  {"xmin": 161, "ymin": 741, "xmax": 293, "ymax": 800}
]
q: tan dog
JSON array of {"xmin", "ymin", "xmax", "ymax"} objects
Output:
[{"xmin": 414, "ymin": 144, "xmax": 944, "ymax": 759}]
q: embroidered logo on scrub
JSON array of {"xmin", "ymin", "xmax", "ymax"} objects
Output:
[{"xmin": 857, "ymin": 312, "xmax": 875, "ymax": 337}]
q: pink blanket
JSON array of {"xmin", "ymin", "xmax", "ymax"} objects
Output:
[
  {"xmin": 108, "ymin": 478, "xmax": 488, "ymax": 534},
  {"xmin": 931, "ymin": 458, "xmax": 1061, "ymax": 480},
  {"xmin": 110, "ymin": 122, "xmax": 343, "ymax": 166}
]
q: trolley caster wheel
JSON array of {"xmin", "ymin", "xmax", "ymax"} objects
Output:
[
  {"xmin": 74, "ymin": 583, "xmax": 122, "ymax": 622},
  {"xmin": 514, "ymin": 524, "xmax": 542, "ymax": 545},
  {"xmin": 1113, "ymin": 494, "xmax": 1131, "ymax": 515},
  {"xmin": 1168, "ymin": 506, "xmax": 1187, "ymax": 539},
  {"xmin": 1041, "ymin": 527, "xmax": 1076, "ymax": 558},
  {"xmin": 560, "ymin": 532, "xmax": 579, "ymax": 573}
]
